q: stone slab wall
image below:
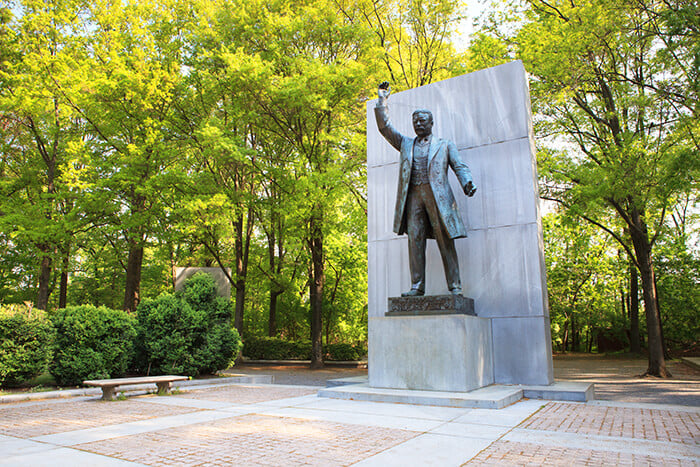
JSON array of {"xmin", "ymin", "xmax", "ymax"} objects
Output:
[
  {"xmin": 174, "ymin": 267, "xmax": 232, "ymax": 299},
  {"xmin": 367, "ymin": 61, "xmax": 553, "ymax": 385}
]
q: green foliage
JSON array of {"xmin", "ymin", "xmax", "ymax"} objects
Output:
[
  {"xmin": 543, "ymin": 213, "xmax": 627, "ymax": 352},
  {"xmin": 0, "ymin": 304, "xmax": 54, "ymax": 387},
  {"xmin": 136, "ymin": 272, "xmax": 242, "ymax": 376},
  {"xmin": 242, "ymin": 336, "xmax": 365, "ymax": 361},
  {"xmin": 655, "ymin": 242, "xmax": 700, "ymax": 349},
  {"xmin": 49, "ymin": 305, "xmax": 137, "ymax": 386},
  {"xmin": 242, "ymin": 336, "xmax": 312, "ymax": 360},
  {"xmin": 323, "ymin": 342, "xmax": 367, "ymax": 361}
]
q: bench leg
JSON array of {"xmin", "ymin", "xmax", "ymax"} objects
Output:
[
  {"xmin": 101, "ymin": 386, "xmax": 116, "ymax": 401},
  {"xmin": 156, "ymin": 382, "xmax": 173, "ymax": 395}
]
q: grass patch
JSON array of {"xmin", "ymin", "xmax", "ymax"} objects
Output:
[
  {"xmin": 26, "ymin": 371, "xmax": 56, "ymax": 387},
  {"xmin": 0, "ymin": 371, "xmax": 59, "ymax": 395}
]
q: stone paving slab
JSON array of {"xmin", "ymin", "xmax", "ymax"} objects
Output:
[
  {"xmin": 1, "ymin": 443, "xmax": 144, "ymax": 467},
  {"xmin": 683, "ymin": 357, "xmax": 700, "ymax": 371},
  {"xmin": 503, "ymin": 428, "xmax": 700, "ymax": 462},
  {"xmin": 31, "ymin": 410, "xmax": 236, "ymax": 446},
  {"xmin": 465, "ymin": 439, "xmax": 697, "ymax": 466},
  {"xmin": 0, "ymin": 381, "xmax": 698, "ymax": 466},
  {"xmin": 174, "ymin": 384, "xmax": 317, "ymax": 404},
  {"xmin": 354, "ymin": 433, "xmax": 493, "ymax": 467}
]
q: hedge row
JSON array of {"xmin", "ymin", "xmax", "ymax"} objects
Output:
[
  {"xmin": 243, "ymin": 336, "xmax": 367, "ymax": 361},
  {"xmin": 0, "ymin": 305, "xmax": 54, "ymax": 386},
  {"xmin": 0, "ymin": 272, "xmax": 242, "ymax": 387}
]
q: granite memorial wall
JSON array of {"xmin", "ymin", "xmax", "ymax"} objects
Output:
[{"xmin": 367, "ymin": 61, "xmax": 553, "ymax": 387}]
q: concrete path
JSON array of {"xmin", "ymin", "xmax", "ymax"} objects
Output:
[{"xmin": 1, "ymin": 380, "xmax": 698, "ymax": 466}]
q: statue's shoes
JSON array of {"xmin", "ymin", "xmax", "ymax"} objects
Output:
[
  {"xmin": 449, "ymin": 288, "xmax": 463, "ymax": 296},
  {"xmin": 401, "ymin": 289, "xmax": 424, "ymax": 297}
]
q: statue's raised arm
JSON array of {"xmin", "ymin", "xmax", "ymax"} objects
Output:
[{"xmin": 374, "ymin": 81, "xmax": 403, "ymax": 151}]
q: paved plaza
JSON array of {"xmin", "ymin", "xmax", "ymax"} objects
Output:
[{"xmin": 1, "ymin": 374, "xmax": 699, "ymax": 466}]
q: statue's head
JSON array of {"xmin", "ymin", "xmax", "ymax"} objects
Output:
[{"xmin": 412, "ymin": 109, "xmax": 433, "ymax": 138}]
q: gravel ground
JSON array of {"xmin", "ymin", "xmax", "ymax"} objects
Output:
[{"xmin": 227, "ymin": 354, "xmax": 700, "ymax": 406}]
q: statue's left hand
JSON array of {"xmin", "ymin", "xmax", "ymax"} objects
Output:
[
  {"xmin": 464, "ymin": 181, "xmax": 477, "ymax": 197},
  {"xmin": 378, "ymin": 81, "xmax": 391, "ymax": 102}
]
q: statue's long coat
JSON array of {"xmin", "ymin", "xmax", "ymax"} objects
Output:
[{"xmin": 375, "ymin": 104, "xmax": 473, "ymax": 239}]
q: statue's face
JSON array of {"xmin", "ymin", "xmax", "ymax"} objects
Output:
[{"xmin": 413, "ymin": 112, "xmax": 433, "ymax": 138}]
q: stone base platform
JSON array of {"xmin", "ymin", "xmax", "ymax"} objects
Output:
[
  {"xmin": 318, "ymin": 383, "xmax": 523, "ymax": 409},
  {"xmin": 319, "ymin": 379, "xmax": 594, "ymax": 408},
  {"xmin": 521, "ymin": 381, "xmax": 595, "ymax": 402}
]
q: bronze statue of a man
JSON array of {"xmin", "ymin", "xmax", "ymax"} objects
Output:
[{"xmin": 375, "ymin": 82, "xmax": 476, "ymax": 297}]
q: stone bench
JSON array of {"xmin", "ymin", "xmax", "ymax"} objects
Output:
[{"xmin": 83, "ymin": 375, "xmax": 189, "ymax": 400}]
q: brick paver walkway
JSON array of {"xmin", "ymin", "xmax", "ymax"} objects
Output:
[
  {"xmin": 521, "ymin": 402, "xmax": 700, "ymax": 445},
  {"xmin": 466, "ymin": 401, "xmax": 700, "ymax": 466},
  {"xmin": 466, "ymin": 440, "xmax": 694, "ymax": 466},
  {"xmin": 76, "ymin": 414, "xmax": 418, "ymax": 466},
  {"xmin": 0, "ymin": 399, "xmax": 199, "ymax": 438}
]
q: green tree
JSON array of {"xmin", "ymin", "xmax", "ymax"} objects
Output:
[
  {"xmin": 0, "ymin": 0, "xmax": 89, "ymax": 309},
  {"xmin": 346, "ymin": 0, "xmax": 466, "ymax": 89},
  {"xmin": 189, "ymin": 0, "xmax": 378, "ymax": 366},
  {"xmin": 58, "ymin": 0, "xmax": 189, "ymax": 312},
  {"xmin": 513, "ymin": 0, "xmax": 699, "ymax": 376},
  {"xmin": 543, "ymin": 213, "xmax": 626, "ymax": 352}
]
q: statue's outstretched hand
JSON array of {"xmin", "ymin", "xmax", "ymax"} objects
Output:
[
  {"xmin": 464, "ymin": 181, "xmax": 477, "ymax": 197},
  {"xmin": 378, "ymin": 81, "xmax": 391, "ymax": 103}
]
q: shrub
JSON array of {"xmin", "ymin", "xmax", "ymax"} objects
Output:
[
  {"xmin": 243, "ymin": 336, "xmax": 367, "ymax": 361},
  {"xmin": 49, "ymin": 305, "xmax": 136, "ymax": 386},
  {"xmin": 242, "ymin": 336, "xmax": 312, "ymax": 360},
  {"xmin": 242, "ymin": 337, "xmax": 366, "ymax": 361},
  {"xmin": 0, "ymin": 304, "xmax": 54, "ymax": 387},
  {"xmin": 324, "ymin": 342, "xmax": 367, "ymax": 361},
  {"xmin": 136, "ymin": 272, "xmax": 242, "ymax": 376}
]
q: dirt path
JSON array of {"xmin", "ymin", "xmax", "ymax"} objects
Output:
[{"xmin": 552, "ymin": 353, "xmax": 700, "ymax": 406}]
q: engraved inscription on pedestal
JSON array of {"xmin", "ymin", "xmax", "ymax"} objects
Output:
[{"xmin": 387, "ymin": 295, "xmax": 475, "ymax": 316}]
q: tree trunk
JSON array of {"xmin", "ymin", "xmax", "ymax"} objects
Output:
[
  {"xmin": 309, "ymin": 213, "xmax": 324, "ymax": 369},
  {"xmin": 629, "ymin": 263, "xmax": 641, "ymax": 353},
  {"xmin": 36, "ymin": 249, "xmax": 52, "ymax": 310},
  {"xmin": 123, "ymin": 245, "xmax": 144, "ymax": 313},
  {"xmin": 629, "ymin": 212, "xmax": 670, "ymax": 377},
  {"xmin": 653, "ymin": 277, "xmax": 670, "ymax": 359},
  {"xmin": 266, "ymin": 225, "xmax": 280, "ymax": 337},
  {"xmin": 268, "ymin": 290, "xmax": 281, "ymax": 337},
  {"xmin": 233, "ymin": 207, "xmax": 254, "ymax": 334},
  {"xmin": 57, "ymin": 243, "xmax": 70, "ymax": 308}
]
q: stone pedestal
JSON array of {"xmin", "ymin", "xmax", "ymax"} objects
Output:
[
  {"xmin": 387, "ymin": 295, "xmax": 474, "ymax": 316},
  {"xmin": 369, "ymin": 302, "xmax": 493, "ymax": 392}
]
